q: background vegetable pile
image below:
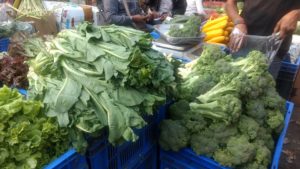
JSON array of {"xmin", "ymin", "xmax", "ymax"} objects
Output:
[
  {"xmin": 0, "ymin": 86, "xmax": 69, "ymax": 169},
  {"xmin": 159, "ymin": 45, "xmax": 285, "ymax": 169},
  {"xmin": 25, "ymin": 23, "xmax": 175, "ymax": 150}
]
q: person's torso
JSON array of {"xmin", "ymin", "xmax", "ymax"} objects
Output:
[
  {"xmin": 117, "ymin": 0, "xmax": 142, "ymax": 16},
  {"xmin": 241, "ymin": 0, "xmax": 294, "ymax": 36}
]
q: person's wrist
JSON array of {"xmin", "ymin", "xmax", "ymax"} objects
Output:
[{"xmin": 234, "ymin": 18, "xmax": 245, "ymax": 26}]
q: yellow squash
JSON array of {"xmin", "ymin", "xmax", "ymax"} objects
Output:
[
  {"xmin": 203, "ymin": 16, "xmax": 229, "ymax": 30},
  {"xmin": 207, "ymin": 36, "xmax": 226, "ymax": 43},
  {"xmin": 204, "ymin": 29, "xmax": 224, "ymax": 41},
  {"xmin": 202, "ymin": 20, "xmax": 228, "ymax": 33}
]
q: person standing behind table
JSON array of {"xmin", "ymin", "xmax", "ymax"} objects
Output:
[
  {"xmin": 102, "ymin": 0, "xmax": 149, "ymax": 27},
  {"xmin": 185, "ymin": 0, "xmax": 206, "ymax": 16},
  {"xmin": 225, "ymin": 0, "xmax": 300, "ymax": 79}
]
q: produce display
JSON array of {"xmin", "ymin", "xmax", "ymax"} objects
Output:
[
  {"xmin": 0, "ymin": 55, "xmax": 29, "ymax": 89},
  {"xmin": 202, "ymin": 15, "xmax": 233, "ymax": 45},
  {"xmin": 25, "ymin": 23, "xmax": 175, "ymax": 150},
  {"xmin": 0, "ymin": 86, "xmax": 69, "ymax": 169},
  {"xmin": 168, "ymin": 16, "xmax": 202, "ymax": 38},
  {"xmin": 159, "ymin": 45, "xmax": 285, "ymax": 169}
]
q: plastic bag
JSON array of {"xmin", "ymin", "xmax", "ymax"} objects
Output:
[{"xmin": 233, "ymin": 33, "xmax": 282, "ymax": 64}]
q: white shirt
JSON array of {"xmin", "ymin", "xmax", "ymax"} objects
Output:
[{"xmin": 185, "ymin": 0, "xmax": 205, "ymax": 16}]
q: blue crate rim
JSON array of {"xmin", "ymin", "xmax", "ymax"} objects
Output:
[{"xmin": 43, "ymin": 149, "xmax": 78, "ymax": 169}]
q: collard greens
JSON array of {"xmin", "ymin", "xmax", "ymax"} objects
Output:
[{"xmin": 26, "ymin": 23, "xmax": 175, "ymax": 149}]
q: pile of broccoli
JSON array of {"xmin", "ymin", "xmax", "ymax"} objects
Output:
[
  {"xmin": 159, "ymin": 45, "xmax": 286, "ymax": 169},
  {"xmin": 168, "ymin": 16, "xmax": 202, "ymax": 38}
]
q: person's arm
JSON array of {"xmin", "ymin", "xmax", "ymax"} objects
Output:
[
  {"xmin": 225, "ymin": 0, "xmax": 247, "ymax": 34},
  {"xmin": 103, "ymin": 0, "xmax": 147, "ymax": 25},
  {"xmin": 274, "ymin": 9, "xmax": 300, "ymax": 39}
]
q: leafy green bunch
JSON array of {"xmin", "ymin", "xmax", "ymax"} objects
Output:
[
  {"xmin": 0, "ymin": 86, "xmax": 69, "ymax": 169},
  {"xmin": 25, "ymin": 23, "xmax": 175, "ymax": 150}
]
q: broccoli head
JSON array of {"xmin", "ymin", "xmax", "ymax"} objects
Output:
[
  {"xmin": 177, "ymin": 74, "xmax": 216, "ymax": 101},
  {"xmin": 265, "ymin": 109, "xmax": 284, "ymax": 130},
  {"xmin": 230, "ymin": 51, "xmax": 268, "ymax": 74},
  {"xmin": 159, "ymin": 120, "xmax": 190, "ymax": 151},
  {"xmin": 213, "ymin": 135, "xmax": 256, "ymax": 167},
  {"xmin": 190, "ymin": 94, "xmax": 242, "ymax": 124},
  {"xmin": 179, "ymin": 111, "xmax": 208, "ymax": 134},
  {"xmin": 208, "ymin": 122, "xmax": 238, "ymax": 145},
  {"xmin": 190, "ymin": 129, "xmax": 219, "ymax": 156},
  {"xmin": 238, "ymin": 115, "xmax": 260, "ymax": 140},
  {"xmin": 245, "ymin": 100, "xmax": 266, "ymax": 121},
  {"xmin": 240, "ymin": 144, "xmax": 271, "ymax": 169},
  {"xmin": 168, "ymin": 100, "xmax": 190, "ymax": 120},
  {"xmin": 196, "ymin": 45, "xmax": 227, "ymax": 67},
  {"xmin": 254, "ymin": 127, "xmax": 275, "ymax": 150},
  {"xmin": 263, "ymin": 87, "xmax": 285, "ymax": 111}
]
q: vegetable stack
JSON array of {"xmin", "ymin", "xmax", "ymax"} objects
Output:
[
  {"xmin": 0, "ymin": 86, "xmax": 69, "ymax": 169},
  {"xmin": 160, "ymin": 45, "xmax": 285, "ymax": 169},
  {"xmin": 25, "ymin": 23, "xmax": 175, "ymax": 150},
  {"xmin": 202, "ymin": 15, "xmax": 233, "ymax": 45}
]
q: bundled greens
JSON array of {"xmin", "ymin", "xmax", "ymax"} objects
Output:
[
  {"xmin": 168, "ymin": 16, "xmax": 202, "ymax": 38},
  {"xmin": 0, "ymin": 86, "xmax": 69, "ymax": 169},
  {"xmin": 160, "ymin": 45, "xmax": 285, "ymax": 169},
  {"xmin": 26, "ymin": 23, "xmax": 175, "ymax": 149},
  {"xmin": 17, "ymin": 0, "xmax": 48, "ymax": 19}
]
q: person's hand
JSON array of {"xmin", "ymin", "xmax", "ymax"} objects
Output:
[
  {"xmin": 131, "ymin": 15, "xmax": 148, "ymax": 23},
  {"xmin": 228, "ymin": 24, "xmax": 248, "ymax": 53},
  {"xmin": 274, "ymin": 10, "xmax": 300, "ymax": 39}
]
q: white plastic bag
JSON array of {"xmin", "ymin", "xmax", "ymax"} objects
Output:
[{"xmin": 233, "ymin": 33, "xmax": 282, "ymax": 64}]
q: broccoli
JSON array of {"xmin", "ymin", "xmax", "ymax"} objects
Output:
[
  {"xmin": 190, "ymin": 94, "xmax": 242, "ymax": 124},
  {"xmin": 159, "ymin": 120, "xmax": 190, "ymax": 151},
  {"xmin": 230, "ymin": 51, "xmax": 268, "ymax": 74},
  {"xmin": 168, "ymin": 100, "xmax": 190, "ymax": 120},
  {"xmin": 265, "ymin": 109, "xmax": 284, "ymax": 130},
  {"xmin": 238, "ymin": 115, "xmax": 260, "ymax": 140},
  {"xmin": 179, "ymin": 111, "xmax": 208, "ymax": 134},
  {"xmin": 208, "ymin": 122, "xmax": 238, "ymax": 145},
  {"xmin": 191, "ymin": 129, "xmax": 219, "ymax": 156},
  {"xmin": 177, "ymin": 74, "xmax": 216, "ymax": 101},
  {"xmin": 195, "ymin": 45, "xmax": 227, "ymax": 67},
  {"xmin": 213, "ymin": 135, "xmax": 256, "ymax": 167},
  {"xmin": 245, "ymin": 100, "xmax": 266, "ymax": 121},
  {"xmin": 263, "ymin": 88, "xmax": 286, "ymax": 111},
  {"xmin": 240, "ymin": 144, "xmax": 271, "ymax": 169},
  {"xmin": 254, "ymin": 127, "xmax": 275, "ymax": 150}
]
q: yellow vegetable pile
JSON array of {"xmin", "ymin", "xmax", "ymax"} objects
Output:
[{"xmin": 202, "ymin": 16, "xmax": 233, "ymax": 46}]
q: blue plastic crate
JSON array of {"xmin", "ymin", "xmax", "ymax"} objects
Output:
[
  {"xmin": 0, "ymin": 38, "xmax": 10, "ymax": 52},
  {"xmin": 87, "ymin": 104, "xmax": 167, "ymax": 169},
  {"xmin": 44, "ymin": 149, "xmax": 89, "ymax": 169},
  {"xmin": 277, "ymin": 60, "xmax": 300, "ymax": 99},
  {"xmin": 128, "ymin": 144, "xmax": 158, "ymax": 169},
  {"xmin": 160, "ymin": 101, "xmax": 294, "ymax": 169}
]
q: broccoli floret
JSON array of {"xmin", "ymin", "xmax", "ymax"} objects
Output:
[
  {"xmin": 263, "ymin": 87, "xmax": 285, "ymax": 111},
  {"xmin": 179, "ymin": 111, "xmax": 207, "ymax": 134},
  {"xmin": 177, "ymin": 74, "xmax": 216, "ymax": 100},
  {"xmin": 254, "ymin": 127, "xmax": 274, "ymax": 150},
  {"xmin": 196, "ymin": 45, "xmax": 227, "ymax": 67},
  {"xmin": 240, "ymin": 144, "xmax": 271, "ymax": 169},
  {"xmin": 168, "ymin": 100, "xmax": 190, "ymax": 120},
  {"xmin": 238, "ymin": 115, "xmax": 260, "ymax": 140},
  {"xmin": 245, "ymin": 100, "xmax": 266, "ymax": 121},
  {"xmin": 190, "ymin": 94, "xmax": 242, "ymax": 124},
  {"xmin": 159, "ymin": 120, "xmax": 190, "ymax": 151},
  {"xmin": 213, "ymin": 135, "xmax": 256, "ymax": 167},
  {"xmin": 209, "ymin": 122, "xmax": 238, "ymax": 145},
  {"xmin": 230, "ymin": 51, "xmax": 268, "ymax": 74},
  {"xmin": 265, "ymin": 109, "xmax": 284, "ymax": 130},
  {"xmin": 191, "ymin": 129, "xmax": 219, "ymax": 156}
]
